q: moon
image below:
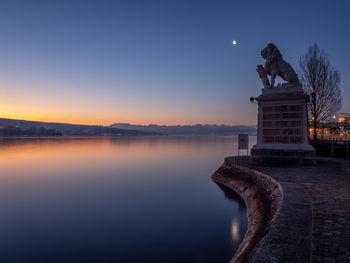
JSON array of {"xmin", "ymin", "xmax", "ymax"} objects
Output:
[{"xmin": 232, "ymin": 40, "xmax": 237, "ymax": 46}]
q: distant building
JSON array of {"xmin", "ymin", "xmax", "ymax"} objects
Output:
[
  {"xmin": 333, "ymin": 113, "xmax": 350, "ymax": 123},
  {"xmin": 309, "ymin": 113, "xmax": 350, "ymax": 141}
]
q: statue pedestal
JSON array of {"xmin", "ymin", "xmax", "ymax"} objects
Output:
[{"xmin": 251, "ymin": 85, "xmax": 316, "ymax": 164}]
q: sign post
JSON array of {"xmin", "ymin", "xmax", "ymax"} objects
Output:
[
  {"xmin": 346, "ymin": 128, "xmax": 348, "ymax": 161},
  {"xmin": 238, "ymin": 134, "xmax": 249, "ymax": 156}
]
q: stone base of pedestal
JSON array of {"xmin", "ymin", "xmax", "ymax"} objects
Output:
[
  {"xmin": 251, "ymin": 84, "xmax": 316, "ymax": 165},
  {"xmin": 251, "ymin": 143, "xmax": 316, "ymax": 164}
]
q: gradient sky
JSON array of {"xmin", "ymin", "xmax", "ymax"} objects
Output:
[{"xmin": 0, "ymin": 0, "xmax": 349, "ymax": 125}]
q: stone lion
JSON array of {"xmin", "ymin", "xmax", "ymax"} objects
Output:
[
  {"xmin": 256, "ymin": 64, "xmax": 270, "ymax": 89},
  {"xmin": 257, "ymin": 43, "xmax": 300, "ymax": 89}
]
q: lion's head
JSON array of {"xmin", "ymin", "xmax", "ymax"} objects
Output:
[{"xmin": 260, "ymin": 43, "xmax": 282, "ymax": 62}]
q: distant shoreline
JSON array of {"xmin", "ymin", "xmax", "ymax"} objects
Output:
[{"xmin": 0, "ymin": 118, "xmax": 257, "ymax": 137}]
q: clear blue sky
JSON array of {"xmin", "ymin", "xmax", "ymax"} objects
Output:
[{"xmin": 0, "ymin": 0, "xmax": 349, "ymax": 125}]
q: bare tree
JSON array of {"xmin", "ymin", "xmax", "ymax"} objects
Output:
[{"xmin": 299, "ymin": 44, "xmax": 342, "ymax": 141}]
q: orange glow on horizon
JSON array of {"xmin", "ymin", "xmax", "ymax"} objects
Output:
[
  {"xmin": 1, "ymin": 112, "xmax": 113, "ymax": 126},
  {"xmin": 1, "ymin": 80, "xmax": 257, "ymax": 126},
  {"xmin": 0, "ymin": 112, "xmax": 255, "ymax": 127}
]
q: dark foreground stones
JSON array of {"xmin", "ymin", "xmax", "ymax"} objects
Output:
[{"xmin": 212, "ymin": 156, "xmax": 350, "ymax": 263}]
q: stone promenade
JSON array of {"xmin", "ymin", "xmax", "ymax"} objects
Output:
[{"xmin": 226, "ymin": 157, "xmax": 350, "ymax": 263}]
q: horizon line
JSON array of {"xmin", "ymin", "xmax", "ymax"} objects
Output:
[{"xmin": 0, "ymin": 117, "xmax": 257, "ymax": 127}]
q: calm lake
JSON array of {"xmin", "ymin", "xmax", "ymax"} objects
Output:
[{"xmin": 0, "ymin": 135, "xmax": 255, "ymax": 263}]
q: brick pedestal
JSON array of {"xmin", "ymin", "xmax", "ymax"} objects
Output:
[{"xmin": 251, "ymin": 85, "xmax": 316, "ymax": 164}]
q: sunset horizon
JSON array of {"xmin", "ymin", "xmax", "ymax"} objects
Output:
[
  {"xmin": 0, "ymin": 1, "xmax": 349, "ymax": 262},
  {"xmin": 1, "ymin": 1, "xmax": 349, "ymax": 127},
  {"xmin": 0, "ymin": 114, "xmax": 257, "ymax": 127}
]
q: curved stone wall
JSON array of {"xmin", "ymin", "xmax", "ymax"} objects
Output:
[{"xmin": 211, "ymin": 157, "xmax": 284, "ymax": 263}]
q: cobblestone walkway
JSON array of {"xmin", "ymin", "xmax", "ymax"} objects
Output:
[{"xmin": 246, "ymin": 158, "xmax": 350, "ymax": 263}]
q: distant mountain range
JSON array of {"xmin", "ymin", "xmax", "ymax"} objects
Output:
[
  {"xmin": 0, "ymin": 118, "xmax": 156, "ymax": 136},
  {"xmin": 0, "ymin": 118, "xmax": 256, "ymax": 136},
  {"xmin": 110, "ymin": 123, "xmax": 256, "ymax": 135}
]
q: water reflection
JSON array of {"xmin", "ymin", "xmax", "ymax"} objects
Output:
[
  {"xmin": 215, "ymin": 183, "xmax": 246, "ymax": 211},
  {"xmin": 213, "ymin": 182, "xmax": 247, "ymax": 247},
  {"xmin": 0, "ymin": 136, "xmax": 253, "ymax": 263},
  {"xmin": 231, "ymin": 218, "xmax": 240, "ymax": 243}
]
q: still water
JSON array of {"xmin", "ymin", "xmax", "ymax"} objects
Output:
[{"xmin": 0, "ymin": 136, "xmax": 255, "ymax": 263}]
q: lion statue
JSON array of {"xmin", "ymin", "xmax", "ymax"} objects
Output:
[
  {"xmin": 256, "ymin": 64, "xmax": 270, "ymax": 89},
  {"xmin": 257, "ymin": 43, "xmax": 300, "ymax": 89}
]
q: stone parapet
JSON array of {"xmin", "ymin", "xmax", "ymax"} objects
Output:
[{"xmin": 211, "ymin": 157, "xmax": 284, "ymax": 263}]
